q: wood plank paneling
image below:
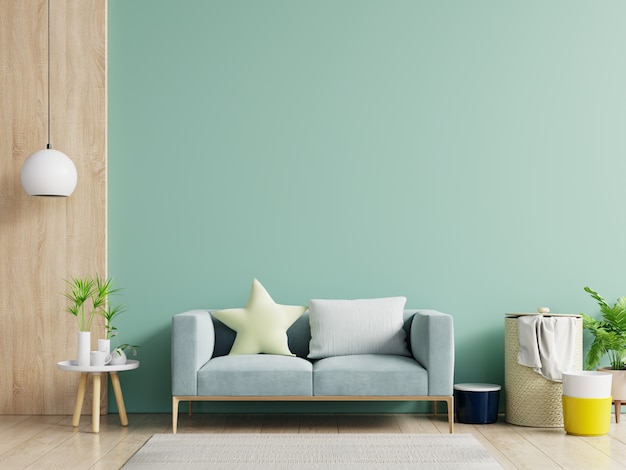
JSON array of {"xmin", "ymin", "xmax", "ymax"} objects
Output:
[{"xmin": 0, "ymin": 0, "xmax": 106, "ymax": 415}]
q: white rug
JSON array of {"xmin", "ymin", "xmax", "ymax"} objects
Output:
[{"xmin": 122, "ymin": 433, "xmax": 503, "ymax": 469}]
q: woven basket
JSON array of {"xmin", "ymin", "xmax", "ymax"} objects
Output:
[{"xmin": 505, "ymin": 315, "xmax": 582, "ymax": 427}]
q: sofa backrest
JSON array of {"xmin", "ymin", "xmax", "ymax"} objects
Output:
[{"xmin": 211, "ymin": 309, "xmax": 418, "ymax": 359}]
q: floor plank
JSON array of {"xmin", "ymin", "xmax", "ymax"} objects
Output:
[
  {"xmin": 1, "ymin": 413, "xmax": 625, "ymax": 469},
  {"xmin": 298, "ymin": 414, "xmax": 339, "ymax": 433},
  {"xmin": 515, "ymin": 425, "xmax": 622, "ymax": 470},
  {"xmin": 393, "ymin": 413, "xmax": 439, "ymax": 433},
  {"xmin": 89, "ymin": 414, "xmax": 170, "ymax": 470},
  {"xmin": 0, "ymin": 415, "xmax": 30, "ymax": 433},
  {"xmin": 337, "ymin": 414, "xmax": 401, "ymax": 433},
  {"xmin": 260, "ymin": 414, "xmax": 300, "ymax": 433},
  {"xmin": 473, "ymin": 420, "xmax": 560, "ymax": 470}
]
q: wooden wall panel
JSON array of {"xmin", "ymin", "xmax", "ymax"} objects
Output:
[{"xmin": 0, "ymin": 0, "xmax": 106, "ymax": 415}]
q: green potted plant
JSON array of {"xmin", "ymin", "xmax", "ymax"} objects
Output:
[
  {"xmin": 99, "ymin": 304, "xmax": 126, "ymax": 354},
  {"xmin": 581, "ymin": 286, "xmax": 626, "ymax": 406},
  {"xmin": 64, "ymin": 275, "xmax": 117, "ymax": 332},
  {"xmin": 581, "ymin": 287, "xmax": 626, "ymax": 370},
  {"xmin": 111, "ymin": 343, "xmax": 140, "ymax": 365},
  {"xmin": 63, "ymin": 275, "xmax": 119, "ymax": 366},
  {"xmin": 96, "ymin": 282, "xmax": 139, "ymax": 361}
]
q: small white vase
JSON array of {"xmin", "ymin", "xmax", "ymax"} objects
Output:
[
  {"xmin": 98, "ymin": 339, "xmax": 110, "ymax": 354},
  {"xmin": 77, "ymin": 331, "xmax": 91, "ymax": 367},
  {"xmin": 111, "ymin": 349, "xmax": 127, "ymax": 365},
  {"xmin": 599, "ymin": 367, "xmax": 626, "ymax": 400}
]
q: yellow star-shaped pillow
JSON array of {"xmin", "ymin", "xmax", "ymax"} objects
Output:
[{"xmin": 211, "ymin": 279, "xmax": 306, "ymax": 356}]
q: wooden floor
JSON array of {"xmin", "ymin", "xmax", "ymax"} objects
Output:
[{"xmin": 1, "ymin": 413, "xmax": 625, "ymax": 469}]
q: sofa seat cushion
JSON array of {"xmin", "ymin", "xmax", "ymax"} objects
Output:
[
  {"xmin": 313, "ymin": 354, "xmax": 428, "ymax": 396},
  {"xmin": 197, "ymin": 355, "xmax": 313, "ymax": 396}
]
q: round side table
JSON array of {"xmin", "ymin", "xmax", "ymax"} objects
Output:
[{"xmin": 57, "ymin": 359, "xmax": 139, "ymax": 433}]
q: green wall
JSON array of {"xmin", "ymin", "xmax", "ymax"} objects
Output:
[{"xmin": 108, "ymin": 1, "xmax": 626, "ymax": 412}]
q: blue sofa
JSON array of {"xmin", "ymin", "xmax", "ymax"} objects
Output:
[{"xmin": 171, "ymin": 309, "xmax": 455, "ymax": 433}]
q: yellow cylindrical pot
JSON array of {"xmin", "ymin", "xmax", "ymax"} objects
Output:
[{"xmin": 562, "ymin": 396, "xmax": 612, "ymax": 436}]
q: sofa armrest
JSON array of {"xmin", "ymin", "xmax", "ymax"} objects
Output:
[
  {"xmin": 171, "ymin": 310, "xmax": 215, "ymax": 396},
  {"xmin": 410, "ymin": 310, "xmax": 455, "ymax": 396}
]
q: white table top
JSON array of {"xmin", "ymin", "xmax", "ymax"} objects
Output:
[{"xmin": 56, "ymin": 359, "xmax": 140, "ymax": 373}]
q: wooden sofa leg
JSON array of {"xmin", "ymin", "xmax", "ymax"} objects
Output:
[
  {"xmin": 172, "ymin": 396, "xmax": 179, "ymax": 434},
  {"xmin": 189, "ymin": 401, "xmax": 193, "ymax": 416},
  {"xmin": 432, "ymin": 398, "xmax": 454, "ymax": 433},
  {"xmin": 448, "ymin": 396, "xmax": 454, "ymax": 433}
]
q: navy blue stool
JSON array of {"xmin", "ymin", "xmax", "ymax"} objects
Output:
[{"xmin": 454, "ymin": 383, "xmax": 501, "ymax": 424}]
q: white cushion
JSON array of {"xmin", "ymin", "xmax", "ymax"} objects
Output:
[{"xmin": 308, "ymin": 297, "xmax": 410, "ymax": 359}]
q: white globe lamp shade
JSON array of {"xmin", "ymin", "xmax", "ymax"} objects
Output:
[{"xmin": 20, "ymin": 148, "xmax": 78, "ymax": 197}]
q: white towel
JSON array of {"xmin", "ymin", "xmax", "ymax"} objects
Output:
[{"xmin": 517, "ymin": 315, "xmax": 577, "ymax": 382}]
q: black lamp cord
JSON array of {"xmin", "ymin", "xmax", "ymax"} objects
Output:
[{"xmin": 46, "ymin": 0, "xmax": 51, "ymax": 150}]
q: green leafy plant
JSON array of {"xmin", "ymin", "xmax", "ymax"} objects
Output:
[
  {"xmin": 101, "ymin": 304, "xmax": 126, "ymax": 340},
  {"xmin": 63, "ymin": 275, "xmax": 120, "ymax": 332},
  {"xmin": 581, "ymin": 286, "xmax": 626, "ymax": 370},
  {"xmin": 114, "ymin": 343, "xmax": 139, "ymax": 357}
]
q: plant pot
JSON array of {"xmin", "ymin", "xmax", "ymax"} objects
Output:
[
  {"xmin": 562, "ymin": 396, "xmax": 612, "ymax": 436},
  {"xmin": 111, "ymin": 349, "xmax": 127, "ymax": 365},
  {"xmin": 97, "ymin": 339, "xmax": 110, "ymax": 354},
  {"xmin": 562, "ymin": 371, "xmax": 612, "ymax": 436},
  {"xmin": 598, "ymin": 367, "xmax": 626, "ymax": 400},
  {"xmin": 77, "ymin": 331, "xmax": 91, "ymax": 367}
]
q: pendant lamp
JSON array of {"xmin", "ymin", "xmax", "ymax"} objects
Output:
[{"xmin": 20, "ymin": 0, "xmax": 77, "ymax": 197}]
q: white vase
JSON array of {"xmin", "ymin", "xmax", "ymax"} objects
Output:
[
  {"xmin": 77, "ymin": 331, "xmax": 91, "ymax": 367},
  {"xmin": 111, "ymin": 349, "xmax": 127, "ymax": 365},
  {"xmin": 599, "ymin": 367, "xmax": 626, "ymax": 400},
  {"xmin": 98, "ymin": 339, "xmax": 110, "ymax": 354}
]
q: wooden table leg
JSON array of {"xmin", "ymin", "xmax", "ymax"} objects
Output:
[
  {"xmin": 110, "ymin": 372, "xmax": 128, "ymax": 426},
  {"xmin": 72, "ymin": 373, "xmax": 88, "ymax": 427},
  {"xmin": 615, "ymin": 400, "xmax": 622, "ymax": 424},
  {"xmin": 92, "ymin": 373, "xmax": 101, "ymax": 433}
]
